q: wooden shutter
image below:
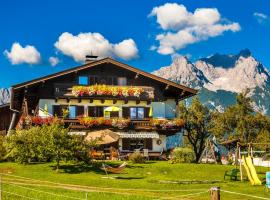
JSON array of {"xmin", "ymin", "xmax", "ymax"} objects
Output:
[
  {"xmin": 76, "ymin": 106, "xmax": 84, "ymax": 117},
  {"xmin": 89, "ymin": 76, "xmax": 95, "ymax": 85},
  {"xmin": 88, "ymin": 106, "xmax": 95, "ymax": 117},
  {"xmin": 145, "ymin": 138, "xmax": 153, "ymax": 150},
  {"xmin": 144, "ymin": 107, "xmax": 150, "ymax": 118},
  {"xmin": 97, "ymin": 107, "xmax": 104, "ymax": 117},
  {"xmin": 53, "ymin": 105, "xmax": 61, "ymax": 117},
  {"xmin": 113, "ymin": 77, "xmax": 117, "ymax": 85},
  {"xmin": 122, "ymin": 138, "xmax": 130, "ymax": 150},
  {"xmin": 122, "ymin": 107, "xmax": 130, "ymax": 118}
]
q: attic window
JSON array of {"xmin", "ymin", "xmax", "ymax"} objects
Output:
[{"xmin": 79, "ymin": 76, "xmax": 88, "ymax": 85}]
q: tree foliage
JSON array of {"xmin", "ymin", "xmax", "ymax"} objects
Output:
[
  {"xmin": 179, "ymin": 97, "xmax": 213, "ymax": 162},
  {"xmin": 212, "ymin": 90, "xmax": 270, "ymax": 143},
  {"xmin": 4, "ymin": 123, "xmax": 96, "ymax": 169}
]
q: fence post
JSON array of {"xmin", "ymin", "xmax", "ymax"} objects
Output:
[
  {"xmin": 210, "ymin": 186, "xmax": 220, "ymax": 200},
  {"xmin": 85, "ymin": 192, "xmax": 88, "ymax": 200},
  {"xmin": 0, "ymin": 175, "xmax": 2, "ymax": 200}
]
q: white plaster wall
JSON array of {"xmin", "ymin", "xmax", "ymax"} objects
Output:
[
  {"xmin": 118, "ymin": 136, "xmax": 166, "ymax": 152},
  {"xmin": 152, "ymin": 135, "xmax": 167, "ymax": 151},
  {"xmin": 38, "ymin": 99, "xmax": 150, "ymax": 117}
]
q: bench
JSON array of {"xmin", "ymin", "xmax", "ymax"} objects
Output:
[{"xmin": 224, "ymin": 168, "xmax": 240, "ymax": 181}]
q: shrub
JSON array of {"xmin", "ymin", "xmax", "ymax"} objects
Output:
[
  {"xmin": 170, "ymin": 147, "xmax": 195, "ymax": 164},
  {"xmin": 129, "ymin": 152, "xmax": 145, "ymax": 164},
  {"xmin": 0, "ymin": 135, "xmax": 6, "ymax": 161}
]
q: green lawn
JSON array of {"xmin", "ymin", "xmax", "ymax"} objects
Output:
[{"xmin": 0, "ymin": 161, "xmax": 269, "ymax": 200}]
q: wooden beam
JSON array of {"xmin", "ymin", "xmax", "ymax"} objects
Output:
[{"xmin": 134, "ymin": 73, "xmax": 140, "ymax": 79}]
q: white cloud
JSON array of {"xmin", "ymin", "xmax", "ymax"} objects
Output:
[
  {"xmin": 149, "ymin": 3, "xmax": 241, "ymax": 55},
  {"xmin": 113, "ymin": 39, "xmax": 138, "ymax": 60},
  {"xmin": 253, "ymin": 12, "xmax": 268, "ymax": 24},
  {"xmin": 4, "ymin": 42, "xmax": 41, "ymax": 65},
  {"xmin": 49, "ymin": 56, "xmax": 60, "ymax": 66},
  {"xmin": 54, "ymin": 32, "xmax": 138, "ymax": 62}
]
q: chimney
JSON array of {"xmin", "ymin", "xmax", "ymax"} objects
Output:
[{"xmin": 85, "ymin": 55, "xmax": 98, "ymax": 63}]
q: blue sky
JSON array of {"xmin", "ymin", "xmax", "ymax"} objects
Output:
[{"xmin": 0, "ymin": 0, "xmax": 269, "ymax": 88}]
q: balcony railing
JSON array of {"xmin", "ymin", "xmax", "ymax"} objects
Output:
[
  {"xmin": 54, "ymin": 83, "xmax": 155, "ymax": 100},
  {"xmin": 18, "ymin": 115, "xmax": 184, "ymax": 134},
  {"xmin": 64, "ymin": 117, "xmax": 184, "ymax": 132}
]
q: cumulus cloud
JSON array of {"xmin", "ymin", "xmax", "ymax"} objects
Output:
[
  {"xmin": 149, "ymin": 3, "xmax": 241, "ymax": 55},
  {"xmin": 253, "ymin": 12, "xmax": 268, "ymax": 24},
  {"xmin": 4, "ymin": 42, "xmax": 41, "ymax": 65},
  {"xmin": 54, "ymin": 32, "xmax": 138, "ymax": 62},
  {"xmin": 49, "ymin": 56, "xmax": 60, "ymax": 66}
]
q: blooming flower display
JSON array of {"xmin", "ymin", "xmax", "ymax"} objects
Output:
[{"xmin": 72, "ymin": 85, "xmax": 146, "ymax": 98}]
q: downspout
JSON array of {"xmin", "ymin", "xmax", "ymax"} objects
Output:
[{"xmin": 7, "ymin": 87, "xmax": 20, "ymax": 135}]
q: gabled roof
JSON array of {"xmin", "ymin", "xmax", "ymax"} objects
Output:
[{"xmin": 12, "ymin": 57, "xmax": 197, "ymax": 94}]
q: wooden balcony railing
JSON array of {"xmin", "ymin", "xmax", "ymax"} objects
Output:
[{"xmin": 62, "ymin": 117, "xmax": 184, "ymax": 132}]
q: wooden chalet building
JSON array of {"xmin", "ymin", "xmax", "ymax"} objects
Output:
[{"xmin": 8, "ymin": 57, "xmax": 197, "ymax": 154}]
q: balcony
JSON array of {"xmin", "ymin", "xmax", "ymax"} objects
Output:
[
  {"xmin": 64, "ymin": 117, "xmax": 184, "ymax": 134},
  {"xmin": 54, "ymin": 83, "xmax": 155, "ymax": 100}
]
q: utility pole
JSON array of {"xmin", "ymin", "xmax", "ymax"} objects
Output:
[{"xmin": 210, "ymin": 186, "xmax": 220, "ymax": 200}]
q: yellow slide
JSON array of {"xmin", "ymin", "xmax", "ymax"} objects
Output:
[{"xmin": 242, "ymin": 156, "xmax": 262, "ymax": 185}]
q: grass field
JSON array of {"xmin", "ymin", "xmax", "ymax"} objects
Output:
[{"xmin": 0, "ymin": 161, "xmax": 269, "ymax": 200}]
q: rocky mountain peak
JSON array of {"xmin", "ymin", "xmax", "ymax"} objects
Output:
[{"xmin": 0, "ymin": 88, "xmax": 10, "ymax": 105}]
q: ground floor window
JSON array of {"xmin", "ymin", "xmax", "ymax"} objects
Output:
[{"xmin": 122, "ymin": 138, "xmax": 152, "ymax": 150}]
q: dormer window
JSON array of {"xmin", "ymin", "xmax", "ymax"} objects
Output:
[{"xmin": 79, "ymin": 76, "xmax": 88, "ymax": 85}]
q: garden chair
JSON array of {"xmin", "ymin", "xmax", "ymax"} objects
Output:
[
  {"xmin": 266, "ymin": 172, "xmax": 270, "ymax": 192},
  {"xmin": 224, "ymin": 168, "xmax": 240, "ymax": 181},
  {"xmin": 143, "ymin": 149, "xmax": 149, "ymax": 160}
]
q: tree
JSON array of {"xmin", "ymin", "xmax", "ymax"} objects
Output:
[
  {"xmin": 47, "ymin": 123, "xmax": 72, "ymax": 170},
  {"xmin": 212, "ymin": 90, "xmax": 270, "ymax": 143},
  {"xmin": 179, "ymin": 97, "xmax": 213, "ymax": 162}
]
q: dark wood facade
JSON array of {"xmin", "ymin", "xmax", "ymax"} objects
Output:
[
  {"xmin": 0, "ymin": 104, "xmax": 11, "ymax": 134},
  {"xmin": 9, "ymin": 58, "xmax": 197, "ymax": 133}
]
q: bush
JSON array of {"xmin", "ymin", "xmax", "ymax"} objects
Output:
[
  {"xmin": 170, "ymin": 147, "xmax": 195, "ymax": 164},
  {"xmin": 0, "ymin": 135, "xmax": 6, "ymax": 161},
  {"xmin": 129, "ymin": 152, "xmax": 145, "ymax": 163}
]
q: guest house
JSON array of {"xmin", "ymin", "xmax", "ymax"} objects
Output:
[{"xmin": 7, "ymin": 57, "xmax": 197, "ymax": 155}]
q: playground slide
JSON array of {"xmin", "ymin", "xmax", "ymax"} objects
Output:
[
  {"xmin": 242, "ymin": 156, "xmax": 255, "ymax": 185},
  {"xmin": 242, "ymin": 156, "xmax": 262, "ymax": 185}
]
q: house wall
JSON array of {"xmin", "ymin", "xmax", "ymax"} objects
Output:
[
  {"xmin": 38, "ymin": 99, "xmax": 152, "ymax": 117},
  {"xmin": 151, "ymin": 99, "xmax": 176, "ymax": 119},
  {"xmin": 39, "ymin": 98, "xmax": 176, "ymax": 119},
  {"xmin": 118, "ymin": 135, "xmax": 166, "ymax": 152}
]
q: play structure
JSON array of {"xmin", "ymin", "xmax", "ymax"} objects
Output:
[
  {"xmin": 199, "ymin": 136, "xmax": 220, "ymax": 164},
  {"xmin": 235, "ymin": 142, "xmax": 270, "ymax": 185}
]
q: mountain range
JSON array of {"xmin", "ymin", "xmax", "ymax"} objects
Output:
[
  {"xmin": 0, "ymin": 49, "xmax": 270, "ymax": 115},
  {"xmin": 153, "ymin": 49, "xmax": 270, "ymax": 115}
]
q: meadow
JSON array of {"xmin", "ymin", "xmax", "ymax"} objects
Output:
[{"xmin": 0, "ymin": 161, "xmax": 269, "ymax": 200}]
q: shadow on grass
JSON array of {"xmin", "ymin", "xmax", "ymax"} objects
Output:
[
  {"xmin": 50, "ymin": 163, "xmax": 105, "ymax": 175},
  {"xmin": 115, "ymin": 176, "xmax": 145, "ymax": 180}
]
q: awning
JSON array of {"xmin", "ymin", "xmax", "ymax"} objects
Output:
[{"xmin": 117, "ymin": 132, "xmax": 159, "ymax": 139}]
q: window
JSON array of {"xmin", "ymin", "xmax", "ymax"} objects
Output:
[
  {"xmin": 69, "ymin": 106, "xmax": 76, "ymax": 118},
  {"xmin": 117, "ymin": 77, "xmax": 127, "ymax": 86},
  {"xmin": 130, "ymin": 107, "xmax": 145, "ymax": 120},
  {"xmin": 88, "ymin": 106, "xmax": 104, "ymax": 117},
  {"xmin": 79, "ymin": 76, "xmax": 88, "ymax": 85}
]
